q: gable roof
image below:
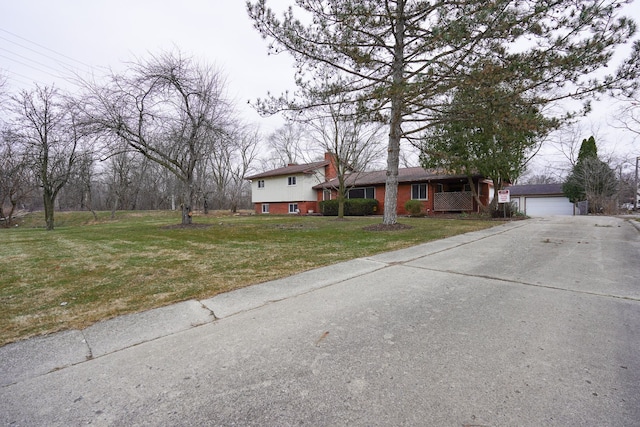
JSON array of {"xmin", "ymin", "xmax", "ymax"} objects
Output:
[
  {"xmin": 313, "ymin": 167, "xmax": 483, "ymax": 189},
  {"xmin": 246, "ymin": 160, "xmax": 330, "ymax": 180},
  {"xmin": 507, "ymin": 183, "xmax": 565, "ymax": 196}
]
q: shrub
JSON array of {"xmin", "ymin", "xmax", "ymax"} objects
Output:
[
  {"xmin": 404, "ymin": 200, "xmax": 423, "ymax": 216},
  {"xmin": 490, "ymin": 202, "xmax": 519, "ymax": 218},
  {"xmin": 319, "ymin": 199, "xmax": 338, "ymax": 216},
  {"xmin": 319, "ymin": 199, "xmax": 379, "ymax": 216}
]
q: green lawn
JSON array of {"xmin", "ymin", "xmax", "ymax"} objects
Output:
[{"xmin": 0, "ymin": 210, "xmax": 498, "ymax": 346}]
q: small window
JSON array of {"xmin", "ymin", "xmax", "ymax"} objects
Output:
[
  {"xmin": 257, "ymin": 180, "xmax": 265, "ymax": 189},
  {"xmin": 261, "ymin": 203, "xmax": 269, "ymax": 213},
  {"xmin": 288, "ymin": 176, "xmax": 297, "ymax": 186},
  {"xmin": 412, "ymin": 183, "xmax": 428, "ymax": 200},
  {"xmin": 288, "ymin": 203, "xmax": 299, "ymax": 214},
  {"xmin": 323, "ymin": 189, "xmax": 332, "ymax": 201}
]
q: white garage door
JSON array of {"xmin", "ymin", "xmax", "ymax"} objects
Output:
[{"xmin": 525, "ymin": 197, "xmax": 574, "ymax": 216}]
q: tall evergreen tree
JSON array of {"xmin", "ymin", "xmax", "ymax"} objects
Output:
[
  {"xmin": 577, "ymin": 136, "xmax": 598, "ymax": 163},
  {"xmin": 563, "ymin": 136, "xmax": 617, "ymax": 212},
  {"xmin": 419, "ymin": 62, "xmax": 559, "ymax": 210}
]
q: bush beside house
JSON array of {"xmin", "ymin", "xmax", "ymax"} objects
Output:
[
  {"xmin": 404, "ymin": 200, "xmax": 424, "ymax": 216},
  {"xmin": 319, "ymin": 199, "xmax": 379, "ymax": 216}
]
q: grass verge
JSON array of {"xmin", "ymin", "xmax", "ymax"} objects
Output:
[{"xmin": 0, "ymin": 210, "xmax": 498, "ymax": 346}]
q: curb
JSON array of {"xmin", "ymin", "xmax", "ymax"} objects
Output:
[{"xmin": 627, "ymin": 218, "xmax": 640, "ymax": 232}]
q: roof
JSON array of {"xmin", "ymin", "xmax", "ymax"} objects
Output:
[
  {"xmin": 246, "ymin": 161, "xmax": 330, "ymax": 180},
  {"xmin": 313, "ymin": 167, "xmax": 482, "ymax": 189},
  {"xmin": 507, "ymin": 183, "xmax": 565, "ymax": 196}
]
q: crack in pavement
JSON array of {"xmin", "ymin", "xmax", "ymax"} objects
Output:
[{"xmin": 403, "ymin": 263, "xmax": 640, "ymax": 303}]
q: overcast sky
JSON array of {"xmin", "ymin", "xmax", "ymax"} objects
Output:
[{"xmin": 1, "ymin": 1, "xmax": 638, "ymax": 177}]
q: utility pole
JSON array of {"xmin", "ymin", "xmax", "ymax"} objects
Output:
[{"xmin": 635, "ymin": 156, "xmax": 639, "ymax": 210}]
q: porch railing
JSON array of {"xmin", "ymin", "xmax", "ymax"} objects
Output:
[{"xmin": 434, "ymin": 191, "xmax": 473, "ymax": 211}]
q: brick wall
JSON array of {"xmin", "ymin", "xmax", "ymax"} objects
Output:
[
  {"xmin": 324, "ymin": 152, "xmax": 338, "ymax": 180},
  {"xmin": 254, "ymin": 201, "xmax": 319, "ymax": 215}
]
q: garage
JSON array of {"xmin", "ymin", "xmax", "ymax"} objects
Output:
[
  {"xmin": 523, "ymin": 196, "xmax": 575, "ymax": 216},
  {"xmin": 508, "ymin": 183, "xmax": 575, "ymax": 216}
]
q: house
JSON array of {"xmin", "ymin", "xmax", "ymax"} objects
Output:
[
  {"xmin": 507, "ymin": 183, "xmax": 575, "ymax": 216},
  {"xmin": 313, "ymin": 168, "xmax": 493, "ymax": 215},
  {"xmin": 246, "ymin": 153, "xmax": 493, "ymax": 215},
  {"xmin": 245, "ymin": 153, "xmax": 336, "ymax": 215}
]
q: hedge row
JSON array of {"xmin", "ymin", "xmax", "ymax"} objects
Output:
[{"xmin": 319, "ymin": 199, "xmax": 379, "ymax": 216}]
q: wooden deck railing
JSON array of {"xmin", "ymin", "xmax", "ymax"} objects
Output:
[{"xmin": 434, "ymin": 191, "xmax": 473, "ymax": 211}]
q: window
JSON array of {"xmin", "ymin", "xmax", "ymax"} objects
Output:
[
  {"xmin": 288, "ymin": 203, "xmax": 299, "ymax": 214},
  {"xmin": 323, "ymin": 189, "xmax": 332, "ymax": 201},
  {"xmin": 257, "ymin": 180, "xmax": 265, "ymax": 189},
  {"xmin": 347, "ymin": 187, "xmax": 375, "ymax": 199},
  {"xmin": 448, "ymin": 182, "xmax": 471, "ymax": 192},
  {"xmin": 287, "ymin": 176, "xmax": 297, "ymax": 186},
  {"xmin": 261, "ymin": 203, "xmax": 269, "ymax": 213},
  {"xmin": 412, "ymin": 183, "xmax": 428, "ymax": 200}
]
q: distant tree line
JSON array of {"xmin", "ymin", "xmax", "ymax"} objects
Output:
[{"xmin": 0, "ymin": 52, "xmax": 259, "ymax": 229}]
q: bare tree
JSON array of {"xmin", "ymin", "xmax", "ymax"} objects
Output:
[
  {"xmin": 0, "ymin": 131, "xmax": 35, "ymax": 227},
  {"xmin": 305, "ymin": 101, "xmax": 385, "ymax": 218},
  {"xmin": 10, "ymin": 85, "xmax": 80, "ymax": 230},
  {"xmin": 207, "ymin": 124, "xmax": 260, "ymax": 212},
  {"xmin": 570, "ymin": 157, "xmax": 618, "ymax": 213},
  {"xmin": 102, "ymin": 139, "xmax": 136, "ymax": 216},
  {"xmin": 613, "ymin": 95, "xmax": 640, "ymax": 138},
  {"xmin": 263, "ymin": 121, "xmax": 311, "ymax": 169},
  {"xmin": 81, "ymin": 51, "xmax": 235, "ymax": 225},
  {"xmin": 71, "ymin": 150, "xmax": 99, "ymax": 219},
  {"xmin": 518, "ymin": 167, "xmax": 563, "ymax": 185}
]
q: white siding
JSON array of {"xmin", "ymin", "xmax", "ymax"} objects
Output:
[{"xmin": 251, "ymin": 170, "xmax": 325, "ymax": 203}]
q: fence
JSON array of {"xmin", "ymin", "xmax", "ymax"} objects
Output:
[
  {"xmin": 576, "ymin": 200, "xmax": 589, "ymax": 215},
  {"xmin": 434, "ymin": 191, "xmax": 473, "ymax": 211}
]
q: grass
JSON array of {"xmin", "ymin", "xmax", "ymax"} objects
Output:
[{"xmin": 0, "ymin": 210, "xmax": 498, "ymax": 346}]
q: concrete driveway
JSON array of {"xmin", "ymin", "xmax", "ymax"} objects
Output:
[{"xmin": 1, "ymin": 215, "xmax": 639, "ymax": 426}]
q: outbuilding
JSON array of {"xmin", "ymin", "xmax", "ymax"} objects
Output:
[{"xmin": 508, "ymin": 183, "xmax": 575, "ymax": 216}]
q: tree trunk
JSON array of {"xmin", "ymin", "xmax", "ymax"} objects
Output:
[
  {"xmin": 382, "ymin": 0, "xmax": 405, "ymax": 226},
  {"xmin": 338, "ymin": 195, "xmax": 345, "ymax": 218},
  {"xmin": 0, "ymin": 197, "xmax": 18, "ymax": 228},
  {"xmin": 466, "ymin": 176, "xmax": 486, "ymax": 211},
  {"xmin": 85, "ymin": 187, "xmax": 98, "ymax": 221},
  {"xmin": 181, "ymin": 205, "xmax": 192, "ymax": 225},
  {"xmin": 181, "ymin": 185, "xmax": 195, "ymax": 225},
  {"xmin": 383, "ymin": 132, "xmax": 401, "ymax": 225},
  {"xmin": 489, "ymin": 177, "xmax": 504, "ymax": 212},
  {"xmin": 338, "ymin": 178, "xmax": 346, "ymax": 219},
  {"xmin": 43, "ymin": 190, "xmax": 55, "ymax": 231},
  {"xmin": 110, "ymin": 195, "xmax": 118, "ymax": 220}
]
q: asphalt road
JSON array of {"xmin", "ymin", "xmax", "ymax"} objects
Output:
[{"xmin": 1, "ymin": 215, "xmax": 639, "ymax": 426}]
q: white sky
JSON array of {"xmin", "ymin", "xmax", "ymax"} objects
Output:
[
  {"xmin": 1, "ymin": 0, "xmax": 638, "ymax": 177},
  {"xmin": 0, "ymin": 1, "xmax": 295, "ymax": 131}
]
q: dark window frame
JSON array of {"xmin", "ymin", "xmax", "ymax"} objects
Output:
[
  {"xmin": 347, "ymin": 186, "xmax": 375, "ymax": 199},
  {"xmin": 411, "ymin": 183, "xmax": 428, "ymax": 200}
]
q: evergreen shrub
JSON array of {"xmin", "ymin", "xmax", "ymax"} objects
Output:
[
  {"xmin": 404, "ymin": 200, "xmax": 423, "ymax": 216},
  {"xmin": 319, "ymin": 199, "xmax": 379, "ymax": 216}
]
